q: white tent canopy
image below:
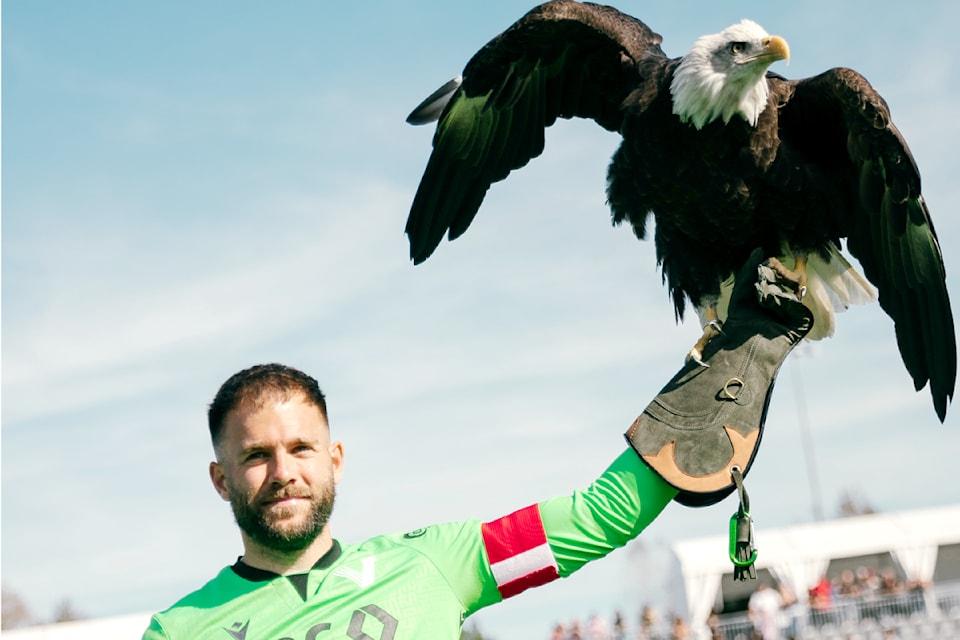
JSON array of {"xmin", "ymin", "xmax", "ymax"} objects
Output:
[{"xmin": 671, "ymin": 504, "xmax": 960, "ymax": 635}]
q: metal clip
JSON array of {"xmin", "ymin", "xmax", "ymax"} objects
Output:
[{"xmin": 728, "ymin": 466, "xmax": 758, "ymax": 580}]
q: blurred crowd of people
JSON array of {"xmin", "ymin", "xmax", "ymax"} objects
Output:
[
  {"xmin": 743, "ymin": 566, "xmax": 930, "ymax": 639},
  {"xmin": 809, "ymin": 566, "xmax": 928, "ymax": 610},
  {"xmin": 546, "ymin": 567, "xmax": 930, "ymax": 640},
  {"xmin": 548, "ymin": 606, "xmax": 692, "ymax": 640}
]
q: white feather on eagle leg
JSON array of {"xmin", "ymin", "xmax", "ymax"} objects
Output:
[{"xmin": 696, "ymin": 244, "xmax": 878, "ymax": 342}]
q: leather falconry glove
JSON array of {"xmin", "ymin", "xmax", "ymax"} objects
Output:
[{"xmin": 625, "ymin": 249, "xmax": 813, "ymax": 578}]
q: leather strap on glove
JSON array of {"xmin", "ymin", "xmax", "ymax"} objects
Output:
[{"xmin": 625, "ymin": 250, "xmax": 814, "ymax": 507}]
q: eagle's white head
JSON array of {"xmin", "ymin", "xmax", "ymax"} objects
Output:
[{"xmin": 670, "ymin": 20, "xmax": 790, "ymax": 130}]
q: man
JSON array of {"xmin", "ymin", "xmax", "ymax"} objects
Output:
[
  {"xmin": 143, "ymin": 254, "xmax": 810, "ymax": 639},
  {"xmin": 144, "ymin": 363, "xmax": 676, "ymax": 639},
  {"xmin": 748, "ymin": 581, "xmax": 784, "ymax": 640}
]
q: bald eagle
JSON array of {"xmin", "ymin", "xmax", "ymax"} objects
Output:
[{"xmin": 405, "ymin": 0, "xmax": 955, "ymax": 421}]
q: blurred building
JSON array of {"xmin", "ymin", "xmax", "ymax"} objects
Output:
[{"xmin": 668, "ymin": 504, "xmax": 960, "ymax": 639}]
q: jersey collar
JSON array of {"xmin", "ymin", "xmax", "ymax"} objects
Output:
[{"xmin": 231, "ymin": 539, "xmax": 343, "ymax": 582}]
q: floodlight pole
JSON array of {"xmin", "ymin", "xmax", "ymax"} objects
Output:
[{"xmin": 791, "ymin": 360, "xmax": 824, "ymax": 522}]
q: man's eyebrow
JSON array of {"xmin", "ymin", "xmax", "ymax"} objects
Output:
[
  {"xmin": 290, "ymin": 437, "xmax": 322, "ymax": 447},
  {"xmin": 238, "ymin": 442, "xmax": 269, "ymax": 455},
  {"xmin": 238, "ymin": 437, "xmax": 321, "ymax": 452}
]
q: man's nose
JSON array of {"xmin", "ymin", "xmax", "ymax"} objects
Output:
[{"xmin": 268, "ymin": 451, "xmax": 297, "ymax": 484}]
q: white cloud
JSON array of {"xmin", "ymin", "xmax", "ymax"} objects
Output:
[{"xmin": 3, "ymin": 183, "xmax": 409, "ymax": 423}]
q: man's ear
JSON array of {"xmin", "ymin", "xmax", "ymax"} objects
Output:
[
  {"xmin": 210, "ymin": 461, "xmax": 230, "ymax": 501},
  {"xmin": 329, "ymin": 441, "xmax": 345, "ymax": 485}
]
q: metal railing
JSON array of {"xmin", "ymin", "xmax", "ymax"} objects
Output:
[{"xmin": 940, "ymin": 581, "xmax": 960, "ymax": 616}]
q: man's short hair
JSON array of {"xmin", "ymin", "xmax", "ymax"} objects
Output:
[{"xmin": 208, "ymin": 363, "xmax": 328, "ymax": 445}]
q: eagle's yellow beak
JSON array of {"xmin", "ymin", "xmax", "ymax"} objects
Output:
[{"xmin": 762, "ymin": 35, "xmax": 791, "ymax": 62}]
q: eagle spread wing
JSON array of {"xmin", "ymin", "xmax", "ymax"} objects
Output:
[
  {"xmin": 405, "ymin": 0, "xmax": 666, "ymax": 264},
  {"xmin": 781, "ymin": 68, "xmax": 956, "ymax": 420}
]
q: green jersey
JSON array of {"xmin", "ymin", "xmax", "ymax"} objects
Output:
[{"xmin": 143, "ymin": 449, "xmax": 674, "ymax": 640}]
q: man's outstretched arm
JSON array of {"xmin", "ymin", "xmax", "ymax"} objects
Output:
[
  {"xmin": 538, "ymin": 447, "xmax": 676, "ymax": 577},
  {"xmin": 409, "ymin": 449, "xmax": 677, "ymax": 618}
]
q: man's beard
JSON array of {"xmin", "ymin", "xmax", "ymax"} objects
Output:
[{"xmin": 228, "ymin": 481, "xmax": 336, "ymax": 553}]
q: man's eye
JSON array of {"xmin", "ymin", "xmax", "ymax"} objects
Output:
[
  {"xmin": 245, "ymin": 452, "xmax": 267, "ymax": 462},
  {"xmin": 729, "ymin": 42, "xmax": 747, "ymax": 55}
]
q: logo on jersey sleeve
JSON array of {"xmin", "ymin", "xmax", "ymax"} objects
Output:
[
  {"xmin": 481, "ymin": 504, "xmax": 559, "ymax": 598},
  {"xmin": 223, "ymin": 620, "xmax": 250, "ymax": 640},
  {"xmin": 332, "ymin": 556, "xmax": 377, "ymax": 588}
]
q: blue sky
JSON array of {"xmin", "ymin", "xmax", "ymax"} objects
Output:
[{"xmin": 3, "ymin": 1, "xmax": 959, "ymax": 637}]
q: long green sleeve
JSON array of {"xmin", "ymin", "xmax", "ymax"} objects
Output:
[{"xmin": 539, "ymin": 448, "xmax": 677, "ymax": 577}]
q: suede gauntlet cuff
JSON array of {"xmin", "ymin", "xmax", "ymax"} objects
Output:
[{"xmin": 625, "ymin": 251, "xmax": 814, "ymax": 507}]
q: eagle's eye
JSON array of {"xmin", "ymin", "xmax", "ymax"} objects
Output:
[{"xmin": 728, "ymin": 41, "xmax": 747, "ymax": 55}]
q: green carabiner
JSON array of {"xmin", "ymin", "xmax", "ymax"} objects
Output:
[{"xmin": 728, "ymin": 511, "xmax": 758, "ymax": 568}]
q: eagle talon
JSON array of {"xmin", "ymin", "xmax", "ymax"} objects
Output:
[
  {"xmin": 686, "ymin": 347, "xmax": 711, "ymax": 368},
  {"xmin": 686, "ymin": 305, "xmax": 722, "ymax": 368},
  {"xmin": 765, "ymin": 256, "xmax": 808, "ymax": 297}
]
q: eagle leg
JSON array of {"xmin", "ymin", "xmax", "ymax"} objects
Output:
[
  {"xmin": 686, "ymin": 304, "xmax": 723, "ymax": 368},
  {"xmin": 766, "ymin": 255, "xmax": 808, "ymax": 300}
]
